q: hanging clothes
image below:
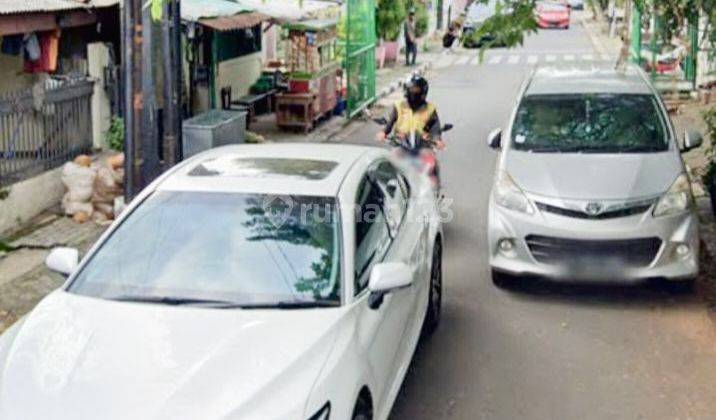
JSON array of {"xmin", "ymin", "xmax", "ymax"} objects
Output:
[
  {"xmin": 24, "ymin": 30, "xmax": 60, "ymax": 73},
  {"xmin": 1, "ymin": 34, "xmax": 23, "ymax": 56},
  {"xmin": 24, "ymin": 33, "xmax": 41, "ymax": 62}
]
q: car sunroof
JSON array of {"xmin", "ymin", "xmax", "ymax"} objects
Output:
[{"xmin": 188, "ymin": 157, "xmax": 338, "ymax": 180}]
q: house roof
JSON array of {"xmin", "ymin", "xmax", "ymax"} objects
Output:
[
  {"xmin": 182, "ymin": 0, "xmax": 253, "ymax": 22},
  {"xmin": 237, "ymin": 0, "xmax": 340, "ymax": 22},
  {"xmin": 0, "ymin": 0, "xmax": 118, "ymax": 15}
]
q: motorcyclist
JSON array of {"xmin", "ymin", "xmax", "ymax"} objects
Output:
[{"xmin": 376, "ymin": 74, "xmax": 445, "ymax": 151}]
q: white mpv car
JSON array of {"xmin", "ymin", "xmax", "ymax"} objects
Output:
[
  {"xmin": 0, "ymin": 144, "xmax": 444, "ymax": 420},
  {"xmin": 487, "ymin": 65, "xmax": 703, "ymax": 286}
]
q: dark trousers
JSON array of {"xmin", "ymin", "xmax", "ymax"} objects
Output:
[{"xmin": 405, "ymin": 42, "xmax": 417, "ymax": 65}]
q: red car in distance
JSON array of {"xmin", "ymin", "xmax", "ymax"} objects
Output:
[{"xmin": 536, "ymin": 2, "xmax": 571, "ymax": 29}]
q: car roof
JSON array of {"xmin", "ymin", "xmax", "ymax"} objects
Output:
[
  {"xmin": 156, "ymin": 143, "xmax": 382, "ymax": 197},
  {"xmin": 525, "ymin": 63, "xmax": 654, "ymax": 96}
]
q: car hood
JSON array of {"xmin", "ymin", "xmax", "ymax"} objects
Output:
[
  {"xmin": 505, "ymin": 151, "xmax": 682, "ymax": 200},
  {"xmin": 539, "ymin": 10, "xmax": 569, "ymax": 18},
  {"xmin": 0, "ymin": 292, "xmax": 344, "ymax": 420}
]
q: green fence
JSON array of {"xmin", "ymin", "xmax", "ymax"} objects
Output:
[{"xmin": 345, "ymin": 0, "xmax": 376, "ymax": 118}]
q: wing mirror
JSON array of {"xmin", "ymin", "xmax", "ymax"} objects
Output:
[
  {"xmin": 487, "ymin": 128, "xmax": 502, "ymax": 149},
  {"xmin": 45, "ymin": 247, "xmax": 79, "ymax": 277},
  {"xmin": 442, "ymin": 123, "xmax": 454, "ymax": 132},
  {"xmin": 373, "ymin": 117, "xmax": 388, "ymax": 126},
  {"xmin": 681, "ymin": 130, "xmax": 703, "ymax": 153},
  {"xmin": 367, "ymin": 262, "xmax": 414, "ymax": 310}
]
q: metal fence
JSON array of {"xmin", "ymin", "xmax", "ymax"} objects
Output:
[
  {"xmin": 0, "ymin": 79, "xmax": 94, "ymax": 187},
  {"xmin": 345, "ymin": 0, "xmax": 376, "ymax": 118}
]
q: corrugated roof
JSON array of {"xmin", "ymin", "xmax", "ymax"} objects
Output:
[
  {"xmin": 0, "ymin": 0, "xmax": 118, "ymax": 15},
  {"xmin": 199, "ymin": 11, "xmax": 268, "ymax": 31},
  {"xmin": 181, "ymin": 0, "xmax": 253, "ymax": 22},
  {"xmin": 237, "ymin": 0, "xmax": 340, "ymax": 21}
]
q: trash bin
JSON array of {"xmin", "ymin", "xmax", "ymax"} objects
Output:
[{"xmin": 182, "ymin": 110, "xmax": 247, "ymax": 158}]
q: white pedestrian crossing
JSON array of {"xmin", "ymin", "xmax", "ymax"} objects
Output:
[
  {"xmin": 488, "ymin": 55, "xmax": 503, "ymax": 64},
  {"xmin": 446, "ymin": 51, "xmax": 613, "ymax": 68},
  {"xmin": 455, "ymin": 55, "xmax": 470, "ymax": 65}
]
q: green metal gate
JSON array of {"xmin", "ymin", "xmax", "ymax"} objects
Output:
[
  {"xmin": 629, "ymin": 2, "xmax": 698, "ymax": 92},
  {"xmin": 345, "ymin": 0, "xmax": 376, "ymax": 118}
]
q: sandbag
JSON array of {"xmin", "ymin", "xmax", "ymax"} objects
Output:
[
  {"xmin": 92, "ymin": 154, "xmax": 125, "ymax": 219},
  {"xmin": 61, "ymin": 161, "xmax": 96, "ymax": 214}
]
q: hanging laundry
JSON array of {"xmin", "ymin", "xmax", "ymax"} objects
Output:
[
  {"xmin": 23, "ymin": 33, "xmax": 41, "ymax": 62},
  {"xmin": 1, "ymin": 34, "xmax": 23, "ymax": 56},
  {"xmin": 24, "ymin": 30, "xmax": 60, "ymax": 73}
]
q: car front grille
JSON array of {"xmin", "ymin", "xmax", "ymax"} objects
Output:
[
  {"xmin": 525, "ymin": 235, "xmax": 662, "ymax": 268},
  {"xmin": 535, "ymin": 202, "xmax": 653, "ymax": 220}
]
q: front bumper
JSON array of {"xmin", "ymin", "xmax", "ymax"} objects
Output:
[
  {"xmin": 537, "ymin": 18, "xmax": 570, "ymax": 28},
  {"xmin": 488, "ymin": 195, "xmax": 700, "ymax": 282}
]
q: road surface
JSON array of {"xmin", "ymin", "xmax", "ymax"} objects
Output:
[{"xmin": 339, "ymin": 19, "xmax": 716, "ymax": 420}]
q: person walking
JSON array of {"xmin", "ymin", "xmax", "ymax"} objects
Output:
[{"xmin": 404, "ymin": 8, "xmax": 418, "ymax": 66}]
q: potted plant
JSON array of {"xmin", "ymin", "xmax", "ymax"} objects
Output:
[{"xmin": 376, "ymin": 0, "xmax": 405, "ymax": 62}]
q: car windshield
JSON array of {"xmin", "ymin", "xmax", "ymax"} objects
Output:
[
  {"xmin": 539, "ymin": 3, "xmax": 567, "ymax": 11},
  {"xmin": 511, "ymin": 93, "xmax": 669, "ymax": 153},
  {"xmin": 68, "ymin": 191, "xmax": 341, "ymax": 307}
]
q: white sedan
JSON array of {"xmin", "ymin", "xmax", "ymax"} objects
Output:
[{"xmin": 0, "ymin": 144, "xmax": 444, "ymax": 420}]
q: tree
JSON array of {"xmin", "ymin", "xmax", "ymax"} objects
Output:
[{"xmin": 377, "ymin": 0, "xmax": 407, "ymax": 41}]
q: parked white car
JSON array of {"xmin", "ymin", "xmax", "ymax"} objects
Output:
[{"xmin": 0, "ymin": 144, "xmax": 444, "ymax": 420}]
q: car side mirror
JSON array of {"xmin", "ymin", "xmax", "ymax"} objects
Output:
[
  {"xmin": 487, "ymin": 128, "xmax": 502, "ymax": 149},
  {"xmin": 373, "ymin": 117, "xmax": 388, "ymax": 126},
  {"xmin": 367, "ymin": 262, "xmax": 414, "ymax": 310},
  {"xmin": 45, "ymin": 247, "xmax": 79, "ymax": 277},
  {"xmin": 681, "ymin": 130, "xmax": 703, "ymax": 153},
  {"xmin": 442, "ymin": 123, "xmax": 454, "ymax": 132}
]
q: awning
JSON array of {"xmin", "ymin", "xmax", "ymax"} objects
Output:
[{"xmin": 198, "ymin": 12, "xmax": 268, "ymax": 31}]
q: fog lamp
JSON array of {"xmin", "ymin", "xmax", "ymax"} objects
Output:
[
  {"xmin": 676, "ymin": 244, "xmax": 691, "ymax": 258},
  {"xmin": 498, "ymin": 238, "xmax": 515, "ymax": 253}
]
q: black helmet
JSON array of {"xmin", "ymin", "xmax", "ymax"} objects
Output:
[{"xmin": 404, "ymin": 74, "xmax": 429, "ymax": 109}]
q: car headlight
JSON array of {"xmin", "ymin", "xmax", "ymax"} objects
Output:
[
  {"xmin": 494, "ymin": 170, "xmax": 534, "ymax": 214},
  {"xmin": 653, "ymin": 174, "xmax": 693, "ymax": 217},
  {"xmin": 307, "ymin": 402, "xmax": 330, "ymax": 420}
]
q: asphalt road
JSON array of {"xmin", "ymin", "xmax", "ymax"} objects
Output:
[{"xmin": 340, "ymin": 19, "xmax": 716, "ymax": 420}]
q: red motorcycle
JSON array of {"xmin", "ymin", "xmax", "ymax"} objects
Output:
[{"xmin": 374, "ymin": 118, "xmax": 453, "ymax": 195}]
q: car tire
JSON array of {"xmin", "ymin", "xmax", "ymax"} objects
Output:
[
  {"xmin": 492, "ymin": 269, "xmax": 519, "ymax": 289},
  {"xmin": 422, "ymin": 240, "xmax": 443, "ymax": 337},
  {"xmin": 352, "ymin": 394, "xmax": 373, "ymax": 420}
]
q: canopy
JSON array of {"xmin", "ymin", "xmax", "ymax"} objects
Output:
[{"xmin": 237, "ymin": 0, "xmax": 340, "ymax": 22}]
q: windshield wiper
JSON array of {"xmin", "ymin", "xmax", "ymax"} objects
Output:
[
  {"xmin": 110, "ymin": 295, "xmax": 238, "ymax": 307},
  {"xmin": 236, "ymin": 299, "xmax": 340, "ymax": 310}
]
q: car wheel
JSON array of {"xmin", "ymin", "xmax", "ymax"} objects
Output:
[
  {"xmin": 352, "ymin": 394, "xmax": 373, "ymax": 420},
  {"xmin": 422, "ymin": 240, "xmax": 442, "ymax": 336}
]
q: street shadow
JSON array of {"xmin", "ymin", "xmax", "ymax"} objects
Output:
[{"xmin": 495, "ymin": 275, "xmax": 701, "ymax": 307}]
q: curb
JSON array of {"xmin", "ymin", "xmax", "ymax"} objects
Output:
[{"xmin": 579, "ymin": 15, "xmax": 607, "ymax": 56}]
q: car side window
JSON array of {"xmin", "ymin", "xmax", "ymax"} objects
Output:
[
  {"xmin": 354, "ymin": 175, "xmax": 392, "ymax": 295},
  {"xmin": 371, "ymin": 161, "xmax": 408, "ymax": 235}
]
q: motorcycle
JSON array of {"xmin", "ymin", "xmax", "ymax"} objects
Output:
[{"xmin": 374, "ymin": 117, "xmax": 453, "ymax": 196}]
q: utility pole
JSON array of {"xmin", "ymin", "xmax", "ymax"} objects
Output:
[
  {"xmin": 123, "ymin": 0, "xmax": 142, "ymax": 200},
  {"xmin": 162, "ymin": 0, "xmax": 182, "ymax": 167}
]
